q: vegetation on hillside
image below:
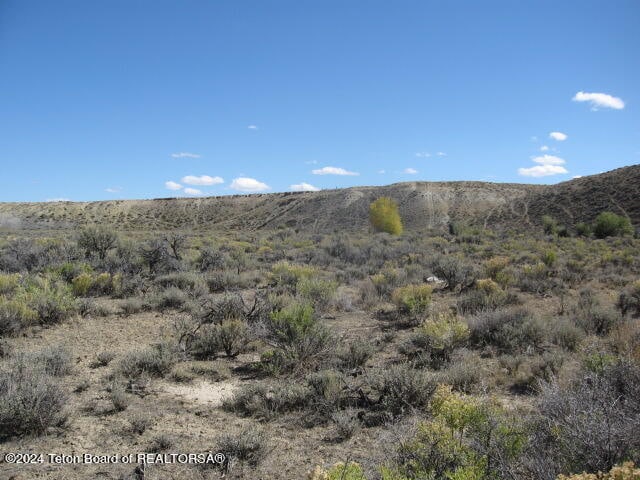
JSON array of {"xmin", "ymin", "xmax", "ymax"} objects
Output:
[{"xmin": 0, "ymin": 204, "xmax": 638, "ymax": 479}]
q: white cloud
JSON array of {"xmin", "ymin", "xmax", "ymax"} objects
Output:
[
  {"xmin": 46, "ymin": 198, "xmax": 70, "ymax": 202},
  {"xmin": 572, "ymin": 175, "xmax": 583, "ymax": 179},
  {"xmin": 436, "ymin": 152, "xmax": 447, "ymax": 156},
  {"xmin": 403, "ymin": 168, "xmax": 418, "ymax": 174},
  {"xmin": 530, "ymin": 136, "xmax": 538, "ymax": 142},
  {"xmin": 518, "ymin": 165, "xmax": 568, "ymax": 177},
  {"xmin": 181, "ymin": 175, "xmax": 224, "ymax": 186},
  {"xmin": 311, "ymin": 166, "xmax": 359, "ymax": 176},
  {"xmin": 247, "ymin": 125, "xmax": 258, "ymax": 130},
  {"xmin": 540, "ymin": 145, "xmax": 549, "ymax": 152},
  {"xmin": 230, "ymin": 177, "xmax": 270, "ymax": 192},
  {"xmin": 572, "ymin": 91, "xmax": 625, "ymax": 110},
  {"xmin": 165, "ymin": 181, "xmax": 183, "ymax": 190},
  {"xmin": 171, "ymin": 152, "xmax": 201, "ymax": 158},
  {"xmin": 105, "ymin": 187, "xmax": 121, "ymax": 193},
  {"xmin": 183, "ymin": 187, "xmax": 203, "ymax": 195},
  {"xmin": 378, "ymin": 169, "xmax": 386, "ymax": 174},
  {"xmin": 415, "ymin": 152, "xmax": 431, "ymax": 158},
  {"xmin": 290, "ymin": 182, "xmax": 320, "ymax": 192},
  {"xmin": 532, "ymin": 154, "xmax": 566, "ymax": 165},
  {"xmin": 549, "ymin": 131, "xmax": 568, "ymax": 141},
  {"xmin": 305, "ymin": 160, "xmax": 318, "ymax": 164}
]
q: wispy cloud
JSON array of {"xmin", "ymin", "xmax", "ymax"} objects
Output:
[
  {"xmin": 403, "ymin": 167, "xmax": 418, "ymax": 174},
  {"xmin": 436, "ymin": 152, "xmax": 447, "ymax": 157},
  {"xmin": 415, "ymin": 152, "xmax": 431, "ymax": 158},
  {"xmin": 311, "ymin": 166, "xmax": 359, "ymax": 176},
  {"xmin": 230, "ymin": 177, "xmax": 270, "ymax": 192},
  {"xmin": 247, "ymin": 125, "xmax": 258, "ymax": 130},
  {"xmin": 549, "ymin": 131, "xmax": 568, "ymax": 141},
  {"xmin": 572, "ymin": 91, "xmax": 625, "ymax": 110},
  {"xmin": 378, "ymin": 169, "xmax": 386, "ymax": 174},
  {"xmin": 305, "ymin": 160, "xmax": 318, "ymax": 165},
  {"xmin": 532, "ymin": 154, "xmax": 566, "ymax": 166},
  {"xmin": 105, "ymin": 187, "xmax": 122, "ymax": 193},
  {"xmin": 290, "ymin": 182, "xmax": 320, "ymax": 192},
  {"xmin": 181, "ymin": 175, "xmax": 224, "ymax": 186},
  {"xmin": 518, "ymin": 165, "xmax": 568, "ymax": 177},
  {"xmin": 540, "ymin": 145, "xmax": 549, "ymax": 152},
  {"xmin": 183, "ymin": 187, "xmax": 203, "ymax": 195},
  {"xmin": 165, "ymin": 181, "xmax": 183, "ymax": 190},
  {"xmin": 171, "ymin": 152, "xmax": 201, "ymax": 158},
  {"xmin": 46, "ymin": 198, "xmax": 70, "ymax": 202}
]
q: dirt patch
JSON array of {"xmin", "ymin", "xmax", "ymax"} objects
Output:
[{"xmin": 162, "ymin": 380, "xmax": 238, "ymax": 407}]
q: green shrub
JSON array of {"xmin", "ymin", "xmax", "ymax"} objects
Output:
[
  {"xmin": 593, "ymin": 212, "xmax": 633, "ymax": 238},
  {"xmin": 27, "ymin": 279, "xmax": 76, "ymax": 325},
  {"xmin": 271, "ymin": 261, "xmax": 316, "ymax": 289},
  {"xmin": 296, "ymin": 277, "xmax": 337, "ymax": 311},
  {"xmin": 337, "ymin": 339, "xmax": 373, "ymax": 371},
  {"xmin": 484, "ymin": 256, "xmax": 510, "ymax": 284},
  {"xmin": 0, "ymin": 297, "xmax": 37, "ymax": 336},
  {"xmin": 370, "ymin": 268, "xmax": 406, "ymax": 298},
  {"xmin": 573, "ymin": 288, "xmax": 621, "ymax": 336},
  {"xmin": 382, "ymin": 384, "xmax": 525, "ymax": 480},
  {"xmin": 118, "ymin": 343, "xmax": 176, "ymax": 378},
  {"xmin": 154, "ymin": 272, "xmax": 207, "ymax": 297},
  {"xmin": 506, "ymin": 351, "xmax": 565, "ymax": 394},
  {"xmin": 437, "ymin": 350, "xmax": 484, "ymax": 393},
  {"xmin": 196, "ymin": 247, "xmax": 226, "ymax": 272},
  {"xmin": 542, "ymin": 249, "xmax": 558, "ymax": 267},
  {"xmin": 368, "ymin": 363, "xmax": 436, "ymax": 420},
  {"xmin": 457, "ymin": 282, "xmax": 519, "ymax": 315},
  {"xmin": 223, "ymin": 381, "xmax": 311, "ymax": 419},
  {"xmin": 0, "ymin": 273, "xmax": 20, "ymax": 295},
  {"xmin": 0, "ymin": 360, "xmax": 67, "ymax": 440},
  {"xmin": 196, "ymin": 293, "xmax": 246, "ymax": 324},
  {"xmin": 543, "ymin": 215, "xmax": 559, "ymax": 235},
  {"xmin": 262, "ymin": 302, "xmax": 333, "ymax": 374},
  {"xmin": 216, "ymin": 426, "xmax": 267, "ymax": 469},
  {"xmin": 153, "ymin": 286, "xmax": 188, "ymax": 310},
  {"xmin": 369, "ymin": 197, "xmax": 403, "ymax": 235},
  {"xmin": 71, "ymin": 272, "xmax": 93, "ymax": 296},
  {"xmin": 190, "ymin": 319, "xmax": 249, "ymax": 359},
  {"xmin": 552, "ymin": 318, "xmax": 585, "ymax": 351},
  {"xmin": 400, "ymin": 312, "xmax": 469, "ymax": 368},
  {"xmin": 575, "ymin": 222, "xmax": 592, "ymax": 237},
  {"xmin": 77, "ymin": 225, "xmax": 118, "ymax": 260},
  {"xmin": 468, "ymin": 308, "xmax": 545, "ymax": 354},
  {"xmin": 23, "ymin": 346, "xmax": 72, "ymax": 376},
  {"xmin": 109, "ymin": 381, "xmax": 129, "ymax": 412},
  {"xmin": 391, "ymin": 283, "xmax": 433, "ymax": 318}
]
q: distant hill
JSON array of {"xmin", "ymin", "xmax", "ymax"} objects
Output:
[{"xmin": 1, "ymin": 165, "xmax": 638, "ymax": 233}]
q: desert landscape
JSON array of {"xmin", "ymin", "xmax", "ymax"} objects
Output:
[
  {"xmin": 1, "ymin": 166, "xmax": 639, "ymax": 479},
  {"xmin": 2, "ymin": 1, "xmax": 639, "ymax": 478}
]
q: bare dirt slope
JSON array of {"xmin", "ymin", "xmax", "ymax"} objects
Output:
[{"xmin": 1, "ymin": 165, "xmax": 638, "ymax": 233}]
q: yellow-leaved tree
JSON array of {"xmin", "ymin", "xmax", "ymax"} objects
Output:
[{"xmin": 369, "ymin": 197, "xmax": 403, "ymax": 235}]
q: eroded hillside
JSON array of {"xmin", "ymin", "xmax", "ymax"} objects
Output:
[{"xmin": 1, "ymin": 165, "xmax": 638, "ymax": 233}]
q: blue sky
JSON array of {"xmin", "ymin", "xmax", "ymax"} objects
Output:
[{"xmin": 0, "ymin": 0, "xmax": 638, "ymax": 202}]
